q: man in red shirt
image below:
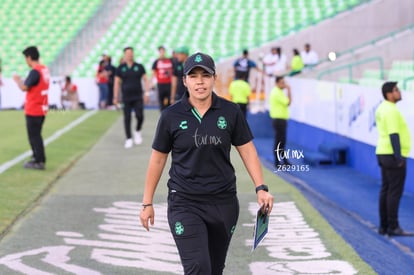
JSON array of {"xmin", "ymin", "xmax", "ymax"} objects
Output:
[
  {"xmin": 13, "ymin": 46, "xmax": 50, "ymax": 170},
  {"xmin": 151, "ymin": 46, "xmax": 173, "ymax": 111}
]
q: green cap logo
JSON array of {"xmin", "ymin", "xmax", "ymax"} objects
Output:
[
  {"xmin": 217, "ymin": 116, "xmax": 227, "ymax": 130},
  {"xmin": 194, "ymin": 54, "xmax": 203, "ymax": 63},
  {"xmin": 175, "ymin": 222, "xmax": 184, "ymax": 235}
]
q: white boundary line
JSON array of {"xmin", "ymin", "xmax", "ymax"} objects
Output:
[{"xmin": 0, "ymin": 110, "xmax": 98, "ymax": 174}]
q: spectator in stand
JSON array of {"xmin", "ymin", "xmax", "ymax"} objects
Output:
[
  {"xmin": 170, "ymin": 46, "xmax": 189, "ymax": 103},
  {"xmin": 96, "ymin": 60, "xmax": 109, "ymax": 109},
  {"xmin": 152, "ymin": 46, "xmax": 174, "ymax": 111},
  {"xmin": 274, "ymin": 47, "xmax": 288, "ymax": 77},
  {"xmin": 262, "ymin": 47, "xmax": 279, "ymax": 108},
  {"xmin": 301, "ymin": 43, "xmax": 319, "ymax": 70},
  {"xmin": 228, "ymin": 71, "xmax": 251, "ymax": 118},
  {"xmin": 60, "ymin": 76, "xmax": 79, "ymax": 110},
  {"xmin": 104, "ymin": 55, "xmax": 116, "ymax": 109},
  {"xmin": 289, "ymin": 49, "xmax": 304, "ymax": 76},
  {"xmin": 233, "ymin": 49, "xmax": 261, "ymax": 83}
]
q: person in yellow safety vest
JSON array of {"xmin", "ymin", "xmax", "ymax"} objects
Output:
[
  {"xmin": 375, "ymin": 81, "xmax": 413, "ymax": 237},
  {"xmin": 288, "ymin": 48, "xmax": 304, "ymax": 76},
  {"xmin": 228, "ymin": 71, "xmax": 252, "ymax": 118},
  {"xmin": 269, "ymin": 76, "xmax": 291, "ymax": 167}
]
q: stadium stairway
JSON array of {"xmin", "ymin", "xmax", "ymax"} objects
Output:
[{"xmin": 249, "ymin": 114, "xmax": 414, "ymax": 274}]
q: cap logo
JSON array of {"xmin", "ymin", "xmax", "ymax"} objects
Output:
[{"xmin": 194, "ymin": 54, "xmax": 203, "ymax": 63}]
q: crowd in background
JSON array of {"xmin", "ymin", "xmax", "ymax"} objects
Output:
[
  {"xmin": 95, "ymin": 45, "xmax": 190, "ymax": 112},
  {"xmin": 230, "ymin": 43, "xmax": 318, "ymax": 110}
]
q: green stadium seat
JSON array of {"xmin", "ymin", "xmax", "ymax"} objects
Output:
[
  {"xmin": 363, "ymin": 69, "xmax": 382, "ymax": 79},
  {"xmin": 0, "ymin": 0, "xmax": 103, "ymax": 77},
  {"xmin": 0, "ymin": 0, "xmax": 363, "ymax": 77},
  {"xmin": 406, "ymin": 81, "xmax": 414, "ymax": 92}
]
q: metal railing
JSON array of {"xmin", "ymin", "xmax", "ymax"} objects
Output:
[
  {"xmin": 317, "ymin": 56, "xmax": 384, "ymax": 81},
  {"xmin": 314, "ymin": 23, "xmax": 414, "ymax": 68}
]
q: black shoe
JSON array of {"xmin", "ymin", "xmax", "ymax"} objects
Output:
[
  {"xmin": 24, "ymin": 161, "xmax": 45, "ymax": 170},
  {"xmin": 378, "ymin": 227, "xmax": 387, "ymax": 235},
  {"xmin": 387, "ymin": 227, "xmax": 414, "ymax": 237}
]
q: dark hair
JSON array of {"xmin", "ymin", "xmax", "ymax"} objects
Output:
[
  {"xmin": 158, "ymin": 45, "xmax": 165, "ymax": 51},
  {"xmin": 293, "ymin": 49, "xmax": 300, "ymax": 55},
  {"xmin": 275, "ymin": 76, "xmax": 284, "ymax": 83},
  {"xmin": 276, "ymin": 47, "xmax": 282, "ymax": 55},
  {"xmin": 123, "ymin": 46, "xmax": 133, "ymax": 52},
  {"xmin": 243, "ymin": 49, "xmax": 248, "ymax": 56},
  {"xmin": 22, "ymin": 46, "xmax": 40, "ymax": 61},
  {"xmin": 65, "ymin": 76, "xmax": 71, "ymax": 82},
  {"xmin": 381, "ymin": 81, "xmax": 397, "ymax": 99}
]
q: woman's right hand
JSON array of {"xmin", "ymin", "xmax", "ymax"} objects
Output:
[{"xmin": 140, "ymin": 205, "xmax": 155, "ymax": 231}]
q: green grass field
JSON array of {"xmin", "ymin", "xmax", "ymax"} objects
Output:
[{"xmin": 0, "ymin": 110, "xmax": 120, "ymax": 235}]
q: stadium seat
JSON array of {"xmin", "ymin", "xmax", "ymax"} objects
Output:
[
  {"xmin": 0, "ymin": 0, "xmax": 103, "ymax": 77},
  {"xmin": 72, "ymin": 0, "xmax": 366, "ymax": 77}
]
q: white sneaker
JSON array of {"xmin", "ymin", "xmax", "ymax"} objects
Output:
[
  {"xmin": 124, "ymin": 138, "xmax": 133, "ymax": 149},
  {"xmin": 134, "ymin": 131, "xmax": 143, "ymax": 145}
]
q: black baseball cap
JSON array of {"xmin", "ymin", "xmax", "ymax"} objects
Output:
[{"xmin": 184, "ymin": 52, "xmax": 215, "ymax": 75}]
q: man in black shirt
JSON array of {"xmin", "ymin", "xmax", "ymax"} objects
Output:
[
  {"xmin": 113, "ymin": 47, "xmax": 149, "ymax": 148},
  {"xmin": 104, "ymin": 55, "xmax": 116, "ymax": 108},
  {"xmin": 170, "ymin": 46, "xmax": 189, "ymax": 104},
  {"xmin": 140, "ymin": 52, "xmax": 274, "ymax": 274},
  {"xmin": 233, "ymin": 49, "xmax": 261, "ymax": 83}
]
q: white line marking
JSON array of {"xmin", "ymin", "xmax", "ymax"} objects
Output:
[{"xmin": 0, "ymin": 110, "xmax": 97, "ymax": 174}]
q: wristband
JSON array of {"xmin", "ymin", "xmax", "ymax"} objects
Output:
[
  {"xmin": 142, "ymin": 203, "xmax": 153, "ymax": 209},
  {"xmin": 255, "ymin": 184, "xmax": 269, "ymax": 193}
]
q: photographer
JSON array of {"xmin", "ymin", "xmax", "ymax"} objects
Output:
[{"xmin": 59, "ymin": 76, "xmax": 79, "ymax": 110}]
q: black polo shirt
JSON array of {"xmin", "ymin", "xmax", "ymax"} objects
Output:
[
  {"xmin": 115, "ymin": 62, "xmax": 146, "ymax": 102},
  {"xmin": 152, "ymin": 92, "xmax": 253, "ymax": 201},
  {"xmin": 172, "ymin": 61, "xmax": 187, "ymax": 100}
]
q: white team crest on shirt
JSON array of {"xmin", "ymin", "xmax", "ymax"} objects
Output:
[{"xmin": 217, "ymin": 116, "xmax": 227, "ymax": 130}]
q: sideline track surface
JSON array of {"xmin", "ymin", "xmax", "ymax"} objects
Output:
[
  {"xmin": 0, "ymin": 110, "xmax": 374, "ymax": 274},
  {"xmin": 255, "ymin": 137, "xmax": 414, "ymax": 275}
]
